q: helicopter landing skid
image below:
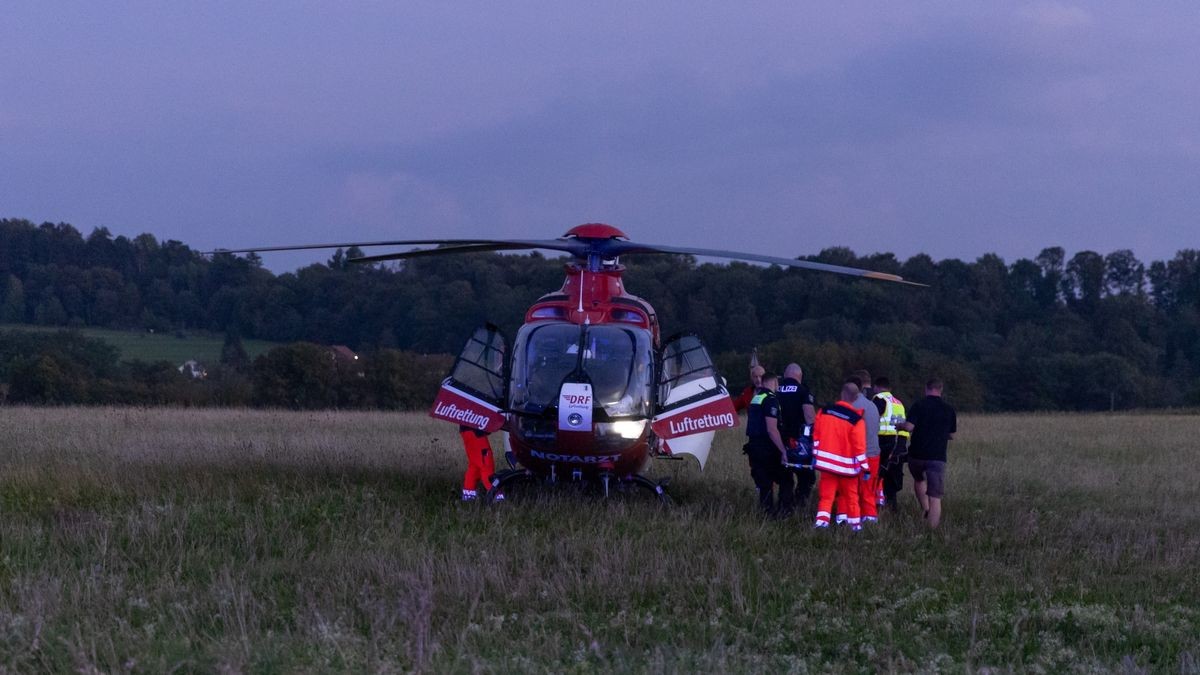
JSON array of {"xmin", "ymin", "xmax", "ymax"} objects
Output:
[
  {"xmin": 625, "ymin": 473, "xmax": 673, "ymax": 505},
  {"xmin": 486, "ymin": 468, "xmax": 672, "ymax": 505},
  {"xmin": 488, "ymin": 468, "xmax": 537, "ymax": 500}
]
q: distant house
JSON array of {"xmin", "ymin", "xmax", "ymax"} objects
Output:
[
  {"xmin": 179, "ymin": 360, "xmax": 207, "ymax": 379},
  {"xmin": 330, "ymin": 345, "xmax": 358, "ymax": 364},
  {"xmin": 329, "ymin": 345, "xmax": 365, "ymax": 376}
]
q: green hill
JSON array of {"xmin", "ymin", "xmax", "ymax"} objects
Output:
[{"xmin": 0, "ymin": 324, "xmax": 279, "ymax": 365}]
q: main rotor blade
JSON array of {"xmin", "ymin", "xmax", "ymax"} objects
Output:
[
  {"xmin": 609, "ymin": 241, "xmax": 925, "ymax": 286},
  {"xmin": 205, "ymin": 238, "xmax": 584, "ymax": 256},
  {"xmin": 207, "ymin": 239, "xmax": 485, "ymax": 255},
  {"xmin": 204, "ymin": 232, "xmax": 922, "ymax": 285},
  {"xmin": 349, "ymin": 242, "xmax": 546, "ymax": 264}
]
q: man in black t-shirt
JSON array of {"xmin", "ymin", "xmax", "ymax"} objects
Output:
[
  {"xmin": 902, "ymin": 378, "xmax": 957, "ymax": 528},
  {"xmin": 777, "ymin": 363, "xmax": 817, "ymax": 506}
]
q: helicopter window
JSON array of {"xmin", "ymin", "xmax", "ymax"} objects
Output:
[
  {"xmin": 530, "ymin": 306, "xmax": 567, "ymax": 320},
  {"xmin": 510, "ymin": 323, "xmax": 582, "ymax": 413},
  {"xmin": 509, "ymin": 322, "xmax": 653, "ymax": 417},
  {"xmin": 450, "ymin": 326, "xmax": 507, "ymax": 402},
  {"xmin": 658, "ymin": 335, "xmax": 718, "ymax": 404},
  {"xmin": 582, "ymin": 326, "xmax": 652, "ymax": 417}
]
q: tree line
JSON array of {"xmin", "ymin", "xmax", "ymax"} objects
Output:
[
  {"xmin": 1, "ymin": 217, "xmax": 1197, "ymax": 411},
  {"xmin": 0, "ymin": 328, "xmax": 451, "ymax": 409}
]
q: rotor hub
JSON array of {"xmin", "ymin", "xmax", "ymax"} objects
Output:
[{"xmin": 564, "ymin": 223, "xmax": 628, "ymax": 240}]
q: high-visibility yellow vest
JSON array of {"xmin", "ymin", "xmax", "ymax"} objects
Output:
[{"xmin": 874, "ymin": 391, "xmax": 910, "ymax": 438}]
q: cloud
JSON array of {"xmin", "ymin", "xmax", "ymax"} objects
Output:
[
  {"xmin": 4, "ymin": 3, "xmax": 1198, "ymax": 266},
  {"xmin": 297, "ymin": 20, "xmax": 1200, "ymax": 263},
  {"xmin": 336, "ymin": 172, "xmax": 469, "ymax": 230},
  {"xmin": 309, "ymin": 28, "xmax": 1037, "ymax": 233},
  {"xmin": 1019, "ymin": 3, "xmax": 1093, "ymax": 29}
]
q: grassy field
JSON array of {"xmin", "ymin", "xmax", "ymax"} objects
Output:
[
  {"xmin": 0, "ymin": 324, "xmax": 279, "ymax": 365},
  {"xmin": 0, "ymin": 408, "xmax": 1197, "ymax": 673}
]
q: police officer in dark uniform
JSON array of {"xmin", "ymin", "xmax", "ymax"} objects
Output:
[
  {"xmin": 777, "ymin": 363, "xmax": 817, "ymax": 507},
  {"xmin": 744, "ymin": 373, "xmax": 794, "ymax": 517}
]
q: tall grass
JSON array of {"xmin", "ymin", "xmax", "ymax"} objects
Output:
[{"xmin": 0, "ymin": 407, "xmax": 1197, "ymax": 672}]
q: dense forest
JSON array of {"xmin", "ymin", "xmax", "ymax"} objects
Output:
[{"xmin": 1, "ymin": 217, "xmax": 1197, "ymax": 410}]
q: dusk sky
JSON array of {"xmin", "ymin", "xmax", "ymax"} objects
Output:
[{"xmin": 3, "ymin": 2, "xmax": 1198, "ymax": 272}]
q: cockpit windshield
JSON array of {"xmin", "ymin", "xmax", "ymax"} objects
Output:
[{"xmin": 510, "ymin": 322, "xmax": 653, "ymax": 418}]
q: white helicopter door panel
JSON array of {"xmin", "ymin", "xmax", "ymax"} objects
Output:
[
  {"xmin": 651, "ymin": 334, "xmax": 738, "ymax": 469},
  {"xmin": 430, "ymin": 324, "xmax": 509, "ymax": 433}
]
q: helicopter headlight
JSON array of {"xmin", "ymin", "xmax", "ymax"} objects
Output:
[{"xmin": 608, "ymin": 420, "xmax": 646, "ymax": 440}]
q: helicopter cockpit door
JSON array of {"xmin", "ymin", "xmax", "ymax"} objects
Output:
[
  {"xmin": 430, "ymin": 324, "xmax": 509, "ymax": 433},
  {"xmin": 651, "ymin": 334, "xmax": 738, "ymax": 469}
]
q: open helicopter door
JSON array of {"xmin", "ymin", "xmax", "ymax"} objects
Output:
[
  {"xmin": 651, "ymin": 334, "xmax": 738, "ymax": 469},
  {"xmin": 430, "ymin": 324, "xmax": 509, "ymax": 433}
]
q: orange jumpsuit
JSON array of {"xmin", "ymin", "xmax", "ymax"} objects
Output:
[
  {"xmin": 812, "ymin": 401, "xmax": 869, "ymax": 530},
  {"xmin": 860, "ymin": 455, "xmax": 881, "ymax": 520},
  {"xmin": 460, "ymin": 427, "xmax": 495, "ymax": 499},
  {"xmin": 832, "ymin": 455, "xmax": 880, "ymax": 522}
]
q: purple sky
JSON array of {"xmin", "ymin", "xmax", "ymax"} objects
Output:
[{"xmin": 3, "ymin": 2, "xmax": 1198, "ymax": 271}]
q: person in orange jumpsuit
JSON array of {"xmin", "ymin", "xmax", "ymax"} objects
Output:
[
  {"xmin": 812, "ymin": 381, "xmax": 870, "ymax": 530},
  {"xmin": 460, "ymin": 426, "xmax": 503, "ymax": 501}
]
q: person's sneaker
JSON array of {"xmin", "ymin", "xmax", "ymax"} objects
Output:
[
  {"xmin": 813, "ymin": 521, "xmax": 830, "ymax": 529},
  {"xmin": 461, "ymin": 489, "xmax": 478, "ymax": 501},
  {"xmin": 492, "ymin": 491, "xmax": 506, "ymax": 502},
  {"xmin": 835, "ymin": 514, "xmax": 848, "ymax": 525},
  {"xmin": 851, "ymin": 524, "xmax": 863, "ymax": 532},
  {"xmin": 862, "ymin": 516, "xmax": 878, "ymax": 524}
]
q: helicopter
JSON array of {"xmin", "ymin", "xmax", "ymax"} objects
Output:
[{"xmin": 213, "ymin": 223, "xmax": 918, "ymax": 502}]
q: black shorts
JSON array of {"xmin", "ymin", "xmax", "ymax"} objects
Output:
[{"xmin": 908, "ymin": 459, "xmax": 946, "ymax": 498}]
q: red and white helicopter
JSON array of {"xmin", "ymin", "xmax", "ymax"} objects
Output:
[{"xmin": 216, "ymin": 223, "xmax": 917, "ymax": 501}]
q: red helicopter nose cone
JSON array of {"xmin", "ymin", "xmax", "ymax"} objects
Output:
[{"xmin": 565, "ymin": 223, "xmax": 628, "ymax": 240}]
